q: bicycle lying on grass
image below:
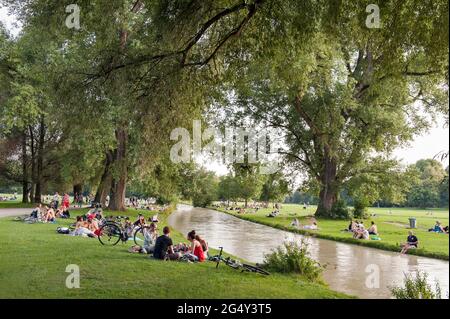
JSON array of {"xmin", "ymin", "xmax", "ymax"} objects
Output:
[{"xmin": 208, "ymin": 247, "xmax": 270, "ymax": 276}]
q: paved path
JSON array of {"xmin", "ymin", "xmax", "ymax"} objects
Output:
[
  {"xmin": 0, "ymin": 208, "xmax": 32, "ymax": 218},
  {"xmin": 0, "ymin": 206, "xmax": 88, "ymax": 219}
]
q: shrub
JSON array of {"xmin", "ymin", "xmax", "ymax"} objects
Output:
[
  {"xmin": 330, "ymin": 199, "xmax": 351, "ymax": 219},
  {"xmin": 262, "ymin": 241, "xmax": 324, "ymax": 281},
  {"xmin": 353, "ymin": 198, "xmax": 369, "ymax": 219},
  {"xmin": 390, "ymin": 271, "xmax": 442, "ymax": 299}
]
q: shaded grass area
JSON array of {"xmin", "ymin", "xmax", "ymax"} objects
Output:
[
  {"xmin": 211, "ymin": 204, "xmax": 449, "ymax": 260},
  {"xmin": 0, "ymin": 206, "xmax": 349, "ymax": 299}
]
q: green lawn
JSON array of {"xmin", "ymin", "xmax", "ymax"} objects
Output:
[
  {"xmin": 0, "ymin": 206, "xmax": 349, "ymax": 299},
  {"xmin": 212, "ymin": 204, "xmax": 449, "ymax": 260}
]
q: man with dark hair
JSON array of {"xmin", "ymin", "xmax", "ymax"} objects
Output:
[{"xmin": 153, "ymin": 226, "xmax": 180, "ymax": 260}]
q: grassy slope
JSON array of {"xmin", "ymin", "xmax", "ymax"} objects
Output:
[
  {"xmin": 0, "ymin": 207, "xmax": 349, "ymax": 299},
  {"xmin": 212, "ymin": 204, "xmax": 449, "ymax": 260}
]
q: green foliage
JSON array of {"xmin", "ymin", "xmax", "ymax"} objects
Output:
[
  {"xmin": 263, "ymin": 241, "xmax": 324, "ymax": 282},
  {"xmin": 406, "ymin": 160, "xmax": 448, "ymax": 208},
  {"xmin": 259, "ymin": 172, "xmax": 290, "ymax": 203},
  {"xmin": 329, "ymin": 199, "xmax": 351, "ymax": 220},
  {"xmin": 352, "ymin": 198, "xmax": 369, "ymax": 219},
  {"xmin": 390, "ymin": 271, "xmax": 442, "ymax": 299}
]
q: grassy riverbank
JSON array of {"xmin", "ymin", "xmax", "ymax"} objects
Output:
[
  {"xmin": 211, "ymin": 204, "xmax": 449, "ymax": 260},
  {"xmin": 0, "ymin": 206, "xmax": 350, "ymax": 299}
]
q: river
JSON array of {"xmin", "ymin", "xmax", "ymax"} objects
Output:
[{"xmin": 168, "ymin": 205, "xmax": 449, "ymax": 299}]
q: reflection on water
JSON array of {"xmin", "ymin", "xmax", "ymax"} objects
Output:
[{"xmin": 168, "ymin": 205, "xmax": 449, "ymax": 299}]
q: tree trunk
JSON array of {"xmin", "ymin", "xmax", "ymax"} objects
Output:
[
  {"xmin": 73, "ymin": 184, "xmax": 82, "ymax": 200},
  {"xmin": 108, "ymin": 128, "xmax": 128, "ymax": 211},
  {"xmin": 315, "ymin": 146, "xmax": 339, "ymax": 218},
  {"xmin": 21, "ymin": 131, "xmax": 29, "ymax": 203},
  {"xmin": 29, "ymin": 126, "xmax": 36, "ymax": 202},
  {"xmin": 34, "ymin": 118, "xmax": 45, "ymax": 203},
  {"xmin": 94, "ymin": 151, "xmax": 114, "ymax": 207}
]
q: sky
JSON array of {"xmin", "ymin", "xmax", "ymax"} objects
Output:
[{"xmin": 1, "ymin": 6, "xmax": 448, "ymax": 175}]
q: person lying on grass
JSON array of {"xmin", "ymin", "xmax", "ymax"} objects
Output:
[
  {"xmin": 153, "ymin": 226, "xmax": 180, "ymax": 261},
  {"xmin": 400, "ymin": 231, "xmax": 419, "ymax": 254}
]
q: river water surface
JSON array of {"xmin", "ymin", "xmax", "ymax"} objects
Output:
[{"xmin": 168, "ymin": 205, "xmax": 449, "ymax": 299}]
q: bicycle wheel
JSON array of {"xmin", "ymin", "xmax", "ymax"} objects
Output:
[
  {"xmin": 242, "ymin": 264, "xmax": 270, "ymax": 276},
  {"xmin": 133, "ymin": 227, "xmax": 145, "ymax": 246},
  {"xmin": 223, "ymin": 257, "xmax": 242, "ymax": 270},
  {"xmin": 98, "ymin": 223, "xmax": 121, "ymax": 246}
]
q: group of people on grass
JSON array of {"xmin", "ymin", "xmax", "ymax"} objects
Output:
[
  {"xmin": 428, "ymin": 220, "xmax": 449, "ymax": 234},
  {"xmin": 30, "ymin": 202, "xmax": 71, "ymax": 222},
  {"xmin": 346, "ymin": 220, "xmax": 379, "ymax": 240}
]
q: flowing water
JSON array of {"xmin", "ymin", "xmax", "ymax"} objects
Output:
[{"xmin": 168, "ymin": 205, "xmax": 449, "ymax": 299}]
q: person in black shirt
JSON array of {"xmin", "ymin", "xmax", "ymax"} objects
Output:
[
  {"xmin": 153, "ymin": 226, "xmax": 180, "ymax": 260},
  {"xmin": 401, "ymin": 231, "xmax": 419, "ymax": 254}
]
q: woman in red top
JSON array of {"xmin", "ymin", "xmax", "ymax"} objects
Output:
[
  {"xmin": 62, "ymin": 193, "xmax": 70, "ymax": 209},
  {"xmin": 187, "ymin": 230, "xmax": 205, "ymax": 262}
]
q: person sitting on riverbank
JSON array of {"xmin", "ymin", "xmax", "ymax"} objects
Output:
[
  {"xmin": 153, "ymin": 226, "xmax": 180, "ymax": 260},
  {"xmin": 141, "ymin": 223, "xmax": 158, "ymax": 254},
  {"xmin": 183, "ymin": 230, "xmax": 206, "ymax": 262},
  {"xmin": 353, "ymin": 225, "xmax": 370, "ymax": 240},
  {"xmin": 428, "ymin": 221, "xmax": 445, "ymax": 233},
  {"xmin": 267, "ymin": 210, "xmax": 279, "ymax": 218},
  {"xmin": 291, "ymin": 218, "xmax": 301, "ymax": 229},
  {"xmin": 368, "ymin": 221, "xmax": 378, "ymax": 235},
  {"xmin": 400, "ymin": 231, "xmax": 419, "ymax": 254}
]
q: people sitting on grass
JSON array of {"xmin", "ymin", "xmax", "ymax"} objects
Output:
[
  {"xmin": 428, "ymin": 221, "xmax": 445, "ymax": 233},
  {"xmin": 30, "ymin": 203, "xmax": 42, "ymax": 219},
  {"xmin": 400, "ymin": 231, "xmax": 419, "ymax": 254},
  {"xmin": 353, "ymin": 225, "xmax": 370, "ymax": 240},
  {"xmin": 153, "ymin": 226, "xmax": 180, "ymax": 260},
  {"xmin": 72, "ymin": 216, "xmax": 95, "ymax": 237},
  {"xmin": 183, "ymin": 230, "xmax": 206, "ymax": 262},
  {"xmin": 56, "ymin": 206, "xmax": 70, "ymax": 219},
  {"xmin": 42, "ymin": 206, "xmax": 56, "ymax": 223},
  {"xmin": 142, "ymin": 223, "xmax": 158, "ymax": 254},
  {"xmin": 368, "ymin": 221, "xmax": 378, "ymax": 235}
]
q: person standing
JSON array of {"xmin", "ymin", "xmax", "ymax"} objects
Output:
[{"xmin": 53, "ymin": 192, "xmax": 60, "ymax": 209}]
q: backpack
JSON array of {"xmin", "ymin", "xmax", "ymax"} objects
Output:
[{"xmin": 56, "ymin": 227, "xmax": 70, "ymax": 234}]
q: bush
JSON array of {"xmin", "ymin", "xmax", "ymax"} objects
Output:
[
  {"xmin": 330, "ymin": 199, "xmax": 351, "ymax": 219},
  {"xmin": 262, "ymin": 241, "xmax": 324, "ymax": 282},
  {"xmin": 390, "ymin": 271, "xmax": 442, "ymax": 299},
  {"xmin": 353, "ymin": 199, "xmax": 369, "ymax": 219}
]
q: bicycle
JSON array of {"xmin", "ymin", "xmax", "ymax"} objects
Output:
[
  {"xmin": 13, "ymin": 214, "xmax": 41, "ymax": 224},
  {"xmin": 208, "ymin": 247, "xmax": 270, "ymax": 276},
  {"xmin": 97, "ymin": 216, "xmax": 131, "ymax": 246}
]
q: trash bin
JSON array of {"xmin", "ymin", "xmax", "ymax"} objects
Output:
[{"xmin": 408, "ymin": 217, "xmax": 417, "ymax": 229}]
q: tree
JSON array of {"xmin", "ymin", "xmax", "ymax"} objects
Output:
[
  {"xmin": 259, "ymin": 172, "xmax": 290, "ymax": 204},
  {"xmin": 218, "ymin": 175, "xmax": 239, "ymax": 205},
  {"xmin": 406, "ymin": 159, "xmax": 447, "ymax": 208},
  {"xmin": 232, "ymin": 163, "xmax": 264, "ymax": 207},
  {"xmin": 215, "ymin": 0, "xmax": 448, "ymax": 217}
]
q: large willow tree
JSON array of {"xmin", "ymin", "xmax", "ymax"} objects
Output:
[{"xmin": 215, "ymin": 0, "xmax": 449, "ymax": 217}]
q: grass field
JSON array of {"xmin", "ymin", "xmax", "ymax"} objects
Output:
[
  {"xmin": 0, "ymin": 206, "xmax": 349, "ymax": 299},
  {"xmin": 212, "ymin": 204, "xmax": 449, "ymax": 260}
]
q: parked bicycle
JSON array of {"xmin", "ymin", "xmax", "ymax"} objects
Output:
[
  {"xmin": 208, "ymin": 246, "xmax": 270, "ymax": 276},
  {"xmin": 97, "ymin": 216, "xmax": 131, "ymax": 246}
]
